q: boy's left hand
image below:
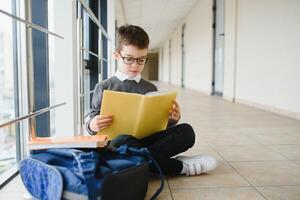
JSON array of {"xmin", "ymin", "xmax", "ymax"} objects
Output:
[{"xmin": 169, "ymin": 100, "xmax": 181, "ymax": 122}]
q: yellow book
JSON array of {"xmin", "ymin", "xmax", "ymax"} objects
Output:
[{"xmin": 98, "ymin": 90, "xmax": 178, "ymax": 139}]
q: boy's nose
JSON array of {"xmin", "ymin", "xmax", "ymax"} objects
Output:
[{"xmin": 131, "ymin": 60, "xmax": 139, "ymax": 67}]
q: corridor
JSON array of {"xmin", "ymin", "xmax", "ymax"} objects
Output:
[{"xmin": 1, "ymin": 82, "xmax": 300, "ymax": 199}]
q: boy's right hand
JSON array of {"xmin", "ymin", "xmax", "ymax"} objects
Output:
[{"xmin": 89, "ymin": 114, "xmax": 113, "ymax": 132}]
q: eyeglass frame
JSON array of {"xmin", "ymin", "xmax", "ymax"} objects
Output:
[{"xmin": 118, "ymin": 53, "xmax": 149, "ymax": 65}]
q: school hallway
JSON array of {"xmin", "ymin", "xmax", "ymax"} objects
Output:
[
  {"xmin": 1, "ymin": 81, "xmax": 300, "ymax": 199},
  {"xmin": 147, "ymin": 82, "xmax": 300, "ymax": 200},
  {"xmin": 1, "ymin": 0, "xmax": 300, "ymax": 199}
]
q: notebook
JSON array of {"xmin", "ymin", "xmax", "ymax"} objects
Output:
[{"xmin": 28, "ymin": 135, "xmax": 108, "ymax": 150}]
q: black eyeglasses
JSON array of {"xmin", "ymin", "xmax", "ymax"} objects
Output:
[{"xmin": 119, "ymin": 54, "xmax": 148, "ymax": 65}]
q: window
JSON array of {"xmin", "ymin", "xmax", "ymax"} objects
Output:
[
  {"xmin": 0, "ymin": 0, "xmax": 112, "ymax": 186},
  {"xmin": 0, "ymin": 0, "xmax": 46, "ymax": 186},
  {"xmin": 31, "ymin": 0, "xmax": 50, "ymax": 137},
  {"xmin": 0, "ymin": 0, "xmax": 20, "ymax": 185},
  {"xmin": 79, "ymin": 0, "xmax": 109, "ymax": 126}
]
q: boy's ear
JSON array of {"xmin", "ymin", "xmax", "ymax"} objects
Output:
[{"xmin": 113, "ymin": 51, "xmax": 119, "ymax": 60}]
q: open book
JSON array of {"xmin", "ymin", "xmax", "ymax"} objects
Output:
[
  {"xmin": 28, "ymin": 135, "xmax": 108, "ymax": 150},
  {"xmin": 98, "ymin": 90, "xmax": 177, "ymax": 139}
]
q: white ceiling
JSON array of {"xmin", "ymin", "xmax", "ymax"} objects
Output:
[{"xmin": 120, "ymin": 0, "xmax": 198, "ymax": 50}]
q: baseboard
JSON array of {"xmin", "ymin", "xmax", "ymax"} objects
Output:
[
  {"xmin": 235, "ymin": 98, "xmax": 300, "ymax": 120},
  {"xmin": 223, "ymin": 95, "xmax": 234, "ymax": 102}
]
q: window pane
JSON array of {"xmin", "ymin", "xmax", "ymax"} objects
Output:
[{"xmin": 0, "ymin": 0, "xmax": 18, "ymax": 179}]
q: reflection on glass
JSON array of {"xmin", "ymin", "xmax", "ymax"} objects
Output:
[
  {"xmin": 0, "ymin": 125, "xmax": 16, "ymax": 176},
  {"xmin": 0, "ymin": 0, "xmax": 17, "ymax": 177}
]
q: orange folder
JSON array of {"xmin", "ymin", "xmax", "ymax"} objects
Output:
[{"xmin": 28, "ymin": 135, "xmax": 108, "ymax": 150}]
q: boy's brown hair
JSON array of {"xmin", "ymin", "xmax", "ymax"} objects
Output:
[{"xmin": 116, "ymin": 24, "xmax": 149, "ymax": 51}]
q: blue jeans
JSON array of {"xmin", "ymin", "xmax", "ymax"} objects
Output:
[{"xmin": 30, "ymin": 148, "xmax": 102, "ymax": 199}]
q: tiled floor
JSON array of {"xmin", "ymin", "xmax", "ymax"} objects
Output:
[{"xmin": 1, "ymin": 82, "xmax": 300, "ymax": 199}]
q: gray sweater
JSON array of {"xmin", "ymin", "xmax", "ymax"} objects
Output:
[{"xmin": 86, "ymin": 76, "xmax": 161, "ymax": 134}]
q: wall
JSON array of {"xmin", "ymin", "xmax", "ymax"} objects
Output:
[
  {"xmin": 159, "ymin": 0, "xmax": 213, "ymax": 94},
  {"xmin": 142, "ymin": 52, "xmax": 159, "ymax": 80},
  {"xmin": 223, "ymin": 0, "xmax": 237, "ymax": 101},
  {"xmin": 224, "ymin": 0, "xmax": 300, "ymax": 118},
  {"xmin": 170, "ymin": 28, "xmax": 182, "ymax": 86},
  {"xmin": 158, "ymin": 48, "xmax": 163, "ymax": 80},
  {"xmin": 185, "ymin": 0, "xmax": 214, "ymax": 93},
  {"xmin": 159, "ymin": 0, "xmax": 300, "ymax": 119},
  {"xmin": 115, "ymin": 0, "xmax": 127, "ymax": 27},
  {"xmin": 161, "ymin": 41, "xmax": 170, "ymax": 82}
]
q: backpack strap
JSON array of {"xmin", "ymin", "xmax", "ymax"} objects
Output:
[
  {"xmin": 72, "ymin": 151, "xmax": 100, "ymax": 200},
  {"xmin": 115, "ymin": 145, "xmax": 164, "ymax": 200}
]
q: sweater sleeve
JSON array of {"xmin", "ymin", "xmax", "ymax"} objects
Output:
[
  {"xmin": 85, "ymin": 83, "xmax": 104, "ymax": 135},
  {"xmin": 167, "ymin": 118, "xmax": 178, "ymax": 128}
]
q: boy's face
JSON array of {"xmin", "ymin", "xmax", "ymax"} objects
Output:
[{"xmin": 115, "ymin": 45, "xmax": 148, "ymax": 77}]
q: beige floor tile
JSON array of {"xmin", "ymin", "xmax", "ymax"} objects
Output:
[
  {"xmin": 200, "ymin": 132, "xmax": 259, "ymax": 146},
  {"xmin": 196, "ymin": 126, "xmax": 241, "ymax": 134},
  {"xmin": 0, "ymin": 176, "xmax": 27, "ymax": 193},
  {"xmin": 256, "ymin": 186, "xmax": 300, "ymax": 200},
  {"xmin": 268, "ymin": 145, "xmax": 300, "ymax": 160},
  {"xmin": 247, "ymin": 133, "xmax": 300, "ymax": 145},
  {"xmin": 0, "ymin": 176, "xmax": 28, "ymax": 199},
  {"xmin": 171, "ymin": 187, "xmax": 265, "ymax": 200},
  {"xmin": 0, "ymin": 192, "xmax": 28, "ymax": 199},
  {"xmin": 147, "ymin": 176, "xmax": 171, "ymax": 200},
  {"xmin": 176, "ymin": 143, "xmax": 223, "ymax": 160},
  {"xmin": 148, "ymin": 175, "xmax": 168, "ymax": 190},
  {"xmin": 167, "ymin": 161, "xmax": 250, "ymax": 189},
  {"xmin": 244, "ymin": 131, "xmax": 300, "ymax": 139},
  {"xmin": 240, "ymin": 126, "xmax": 300, "ymax": 135},
  {"xmin": 193, "ymin": 136, "xmax": 210, "ymax": 147},
  {"xmin": 145, "ymin": 189, "xmax": 172, "ymax": 200},
  {"xmin": 212, "ymin": 145, "xmax": 287, "ymax": 162},
  {"xmin": 231, "ymin": 161, "xmax": 300, "ymax": 186}
]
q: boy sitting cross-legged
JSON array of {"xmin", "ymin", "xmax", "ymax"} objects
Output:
[{"xmin": 86, "ymin": 24, "xmax": 217, "ymax": 176}]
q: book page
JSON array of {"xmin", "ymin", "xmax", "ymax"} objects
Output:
[
  {"xmin": 134, "ymin": 91, "xmax": 177, "ymax": 139},
  {"xmin": 99, "ymin": 90, "xmax": 143, "ymax": 139}
]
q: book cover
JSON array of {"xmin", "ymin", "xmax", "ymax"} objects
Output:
[
  {"xmin": 28, "ymin": 135, "xmax": 108, "ymax": 150},
  {"xmin": 99, "ymin": 90, "xmax": 177, "ymax": 139}
]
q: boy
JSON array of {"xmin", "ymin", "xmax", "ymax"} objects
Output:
[{"xmin": 86, "ymin": 24, "xmax": 217, "ymax": 176}]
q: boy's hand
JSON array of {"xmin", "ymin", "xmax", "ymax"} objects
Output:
[
  {"xmin": 169, "ymin": 100, "xmax": 181, "ymax": 122},
  {"xmin": 89, "ymin": 114, "xmax": 113, "ymax": 132}
]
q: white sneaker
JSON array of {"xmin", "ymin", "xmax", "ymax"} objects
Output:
[{"xmin": 176, "ymin": 155, "xmax": 218, "ymax": 176}]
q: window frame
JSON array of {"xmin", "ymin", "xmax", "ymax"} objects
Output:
[{"xmin": 0, "ymin": 0, "xmax": 22, "ymax": 187}]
